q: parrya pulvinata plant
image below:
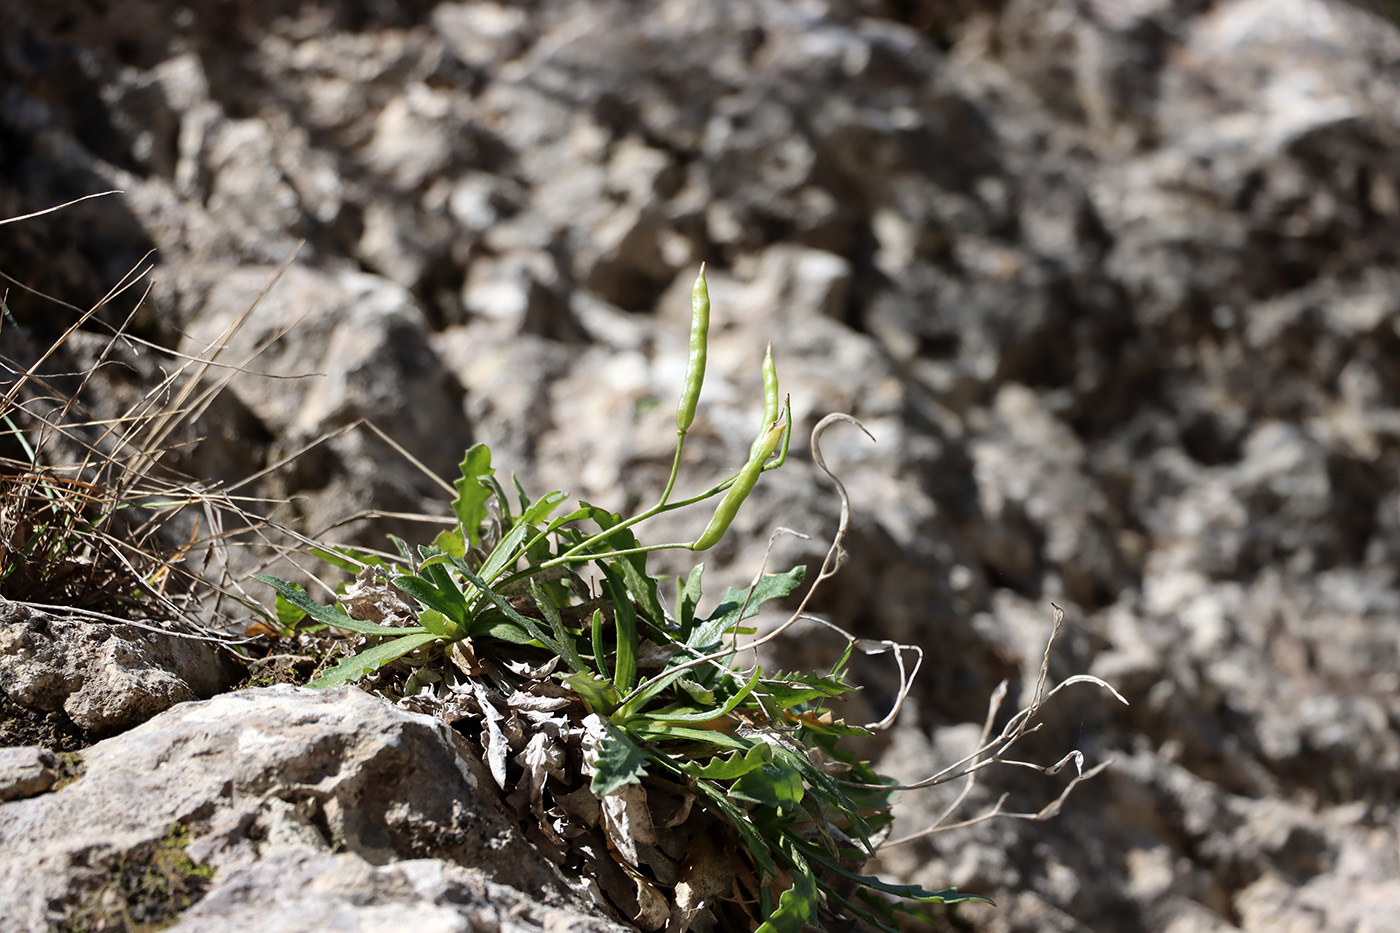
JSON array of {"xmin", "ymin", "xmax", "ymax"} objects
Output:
[{"xmin": 256, "ymin": 267, "xmax": 1119, "ymax": 932}]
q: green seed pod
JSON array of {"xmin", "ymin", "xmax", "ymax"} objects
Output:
[
  {"xmin": 691, "ymin": 418, "xmax": 787, "ymax": 551},
  {"xmin": 750, "ymin": 343, "xmax": 780, "ymax": 460},
  {"xmin": 677, "ymin": 264, "xmax": 710, "ymax": 435},
  {"xmin": 761, "ymin": 395, "xmax": 792, "ymax": 473}
]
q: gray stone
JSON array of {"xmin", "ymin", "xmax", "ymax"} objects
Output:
[
  {"xmin": 168, "ymin": 848, "xmax": 626, "ymax": 933},
  {"xmin": 0, "ymin": 747, "xmax": 59, "ymax": 803},
  {"xmin": 6, "ymin": 0, "xmax": 1400, "ymax": 929},
  {"xmin": 0, "ymin": 686, "xmax": 624, "ymax": 933},
  {"xmin": 0, "ymin": 602, "xmax": 244, "ymax": 735}
]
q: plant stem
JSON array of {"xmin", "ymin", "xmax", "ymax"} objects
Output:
[
  {"xmin": 534, "ymin": 473, "xmax": 740, "ymax": 571},
  {"xmin": 655, "ymin": 437, "xmax": 686, "ymax": 509}
]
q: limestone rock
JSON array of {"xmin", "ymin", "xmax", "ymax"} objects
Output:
[
  {"xmin": 5, "ymin": 0, "xmax": 1400, "ymax": 929},
  {"xmin": 0, "ymin": 686, "xmax": 624, "ymax": 933},
  {"xmin": 0, "ymin": 747, "xmax": 60, "ymax": 803},
  {"xmin": 0, "ymin": 602, "xmax": 244, "ymax": 736}
]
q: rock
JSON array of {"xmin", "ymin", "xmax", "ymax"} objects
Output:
[
  {"xmin": 178, "ymin": 264, "xmax": 467, "ymax": 468},
  {"xmin": 0, "ymin": 747, "xmax": 60, "ymax": 802},
  {"xmin": 0, "ymin": 685, "xmax": 625, "ymax": 933},
  {"xmin": 0, "ymin": 601, "xmax": 244, "ymax": 736},
  {"xmin": 167, "ymin": 848, "xmax": 627, "ymax": 933},
  {"xmin": 969, "ymin": 384, "xmax": 1140, "ymax": 607},
  {"xmin": 175, "ymin": 262, "xmax": 473, "ymax": 544},
  {"xmin": 5, "ymin": 0, "xmax": 1400, "ymax": 929}
]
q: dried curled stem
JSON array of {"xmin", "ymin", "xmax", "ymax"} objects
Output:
[{"xmin": 870, "ymin": 605, "xmax": 1127, "ymax": 847}]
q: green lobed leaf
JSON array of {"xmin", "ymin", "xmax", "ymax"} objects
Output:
[
  {"xmin": 687, "ymin": 565, "xmax": 806, "ymax": 655},
  {"xmin": 581, "ymin": 503, "xmax": 668, "ymax": 629},
  {"xmin": 730, "ymin": 760, "xmax": 805, "ymax": 811},
  {"xmin": 568, "ymin": 671, "xmax": 620, "ymax": 716},
  {"xmin": 788, "ymin": 714, "xmax": 871, "ymax": 737},
  {"xmin": 543, "ymin": 505, "xmax": 602, "ymax": 535},
  {"xmin": 416, "ymin": 551, "xmax": 456, "ymax": 573},
  {"xmin": 771, "ymin": 745, "xmax": 887, "ymax": 856},
  {"xmin": 308, "ymin": 632, "xmax": 441, "ymax": 688},
  {"xmin": 758, "ymin": 669, "xmax": 856, "ymax": 708},
  {"xmin": 629, "ymin": 665, "xmax": 761, "ymax": 724},
  {"xmin": 431, "ymin": 528, "xmax": 466, "ymax": 560},
  {"xmin": 591, "ymin": 722, "xmax": 649, "ymax": 797},
  {"xmin": 416, "ymin": 609, "xmax": 459, "ymax": 639},
  {"xmin": 425, "ymin": 560, "xmax": 470, "ymax": 623},
  {"xmin": 616, "ymin": 553, "xmax": 667, "ymax": 633},
  {"xmin": 452, "ymin": 444, "xmax": 495, "ymax": 547},
  {"xmin": 524, "ymin": 525, "xmax": 552, "ymax": 565},
  {"xmin": 678, "ymin": 742, "xmax": 772, "ymax": 781},
  {"xmin": 599, "ymin": 563, "xmax": 638, "ymax": 692},
  {"xmin": 754, "ymin": 856, "xmax": 818, "ymax": 933},
  {"xmin": 819, "ymin": 884, "xmax": 903, "ymax": 933},
  {"xmin": 590, "ymin": 608, "xmax": 611, "ymax": 683},
  {"xmin": 477, "ymin": 490, "xmax": 567, "ymax": 584},
  {"xmin": 524, "ymin": 536, "xmax": 572, "ymax": 607},
  {"xmin": 453, "ymin": 560, "xmax": 561, "ymax": 652},
  {"xmin": 625, "ymin": 721, "xmax": 751, "ymax": 750},
  {"xmin": 675, "ymin": 677, "xmax": 716, "ymax": 707},
  {"xmin": 254, "ymin": 575, "xmax": 427, "ymax": 636},
  {"xmin": 474, "ymin": 611, "xmax": 541, "ymax": 644},
  {"xmin": 614, "ymin": 661, "xmax": 705, "ymax": 722},
  {"xmin": 531, "ymin": 578, "xmax": 589, "ymax": 674},
  {"xmin": 574, "ymin": 501, "xmax": 631, "ymax": 549}
]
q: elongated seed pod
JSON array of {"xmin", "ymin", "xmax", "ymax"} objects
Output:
[
  {"xmin": 761, "ymin": 344, "xmax": 779, "ymax": 423},
  {"xmin": 691, "ymin": 418, "xmax": 787, "ymax": 551},
  {"xmin": 677, "ymin": 264, "xmax": 710, "ymax": 435},
  {"xmin": 761, "ymin": 395, "xmax": 792, "ymax": 473},
  {"xmin": 749, "ymin": 344, "xmax": 779, "ymax": 459}
]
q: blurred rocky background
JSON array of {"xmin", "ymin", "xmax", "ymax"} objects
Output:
[{"xmin": 3, "ymin": 0, "xmax": 1399, "ymax": 930}]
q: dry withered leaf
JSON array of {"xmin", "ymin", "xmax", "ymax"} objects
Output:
[
  {"xmin": 578, "ymin": 832, "xmax": 647, "ymax": 922},
  {"xmin": 649, "ymin": 784, "xmax": 696, "ymax": 830},
  {"xmin": 601, "ymin": 782, "xmax": 658, "ymax": 868},
  {"xmin": 505, "ymin": 688, "xmax": 574, "ymax": 712},
  {"xmin": 556, "ymin": 785, "xmax": 602, "ymax": 827},
  {"xmin": 524, "ymin": 821, "xmax": 570, "ymax": 862},
  {"xmin": 448, "ymin": 638, "xmax": 487, "ymax": 676},
  {"xmin": 509, "ymin": 730, "xmax": 566, "ymax": 813},
  {"xmin": 341, "ymin": 566, "xmax": 413, "ymax": 625},
  {"xmin": 619, "ymin": 856, "xmax": 672, "ymax": 931},
  {"xmin": 674, "ymin": 831, "xmax": 734, "ymax": 917},
  {"xmin": 501, "ymin": 654, "xmax": 560, "ymax": 680},
  {"xmin": 469, "ymin": 681, "xmax": 510, "ymax": 788}
]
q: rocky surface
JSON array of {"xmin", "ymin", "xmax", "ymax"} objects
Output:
[
  {"xmin": 0, "ymin": 601, "xmax": 245, "ymax": 736},
  {"xmin": 0, "ymin": 685, "xmax": 627, "ymax": 933},
  {"xmin": 3, "ymin": 0, "xmax": 1400, "ymax": 930}
]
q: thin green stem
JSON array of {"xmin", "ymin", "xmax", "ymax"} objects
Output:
[
  {"xmin": 655, "ymin": 437, "xmax": 686, "ymax": 509},
  {"xmin": 555, "ymin": 542, "xmax": 694, "ymax": 562},
  {"xmin": 532, "ymin": 472, "xmax": 739, "ymax": 572}
]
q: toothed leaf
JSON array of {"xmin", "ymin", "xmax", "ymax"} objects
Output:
[
  {"xmin": 591, "ymin": 722, "xmax": 649, "ymax": 797},
  {"xmin": 452, "ymin": 444, "xmax": 495, "ymax": 547}
]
